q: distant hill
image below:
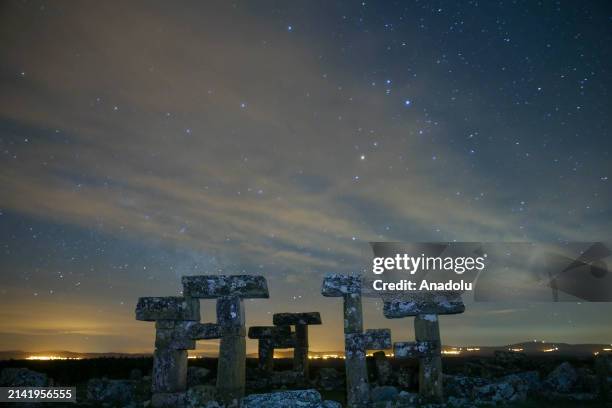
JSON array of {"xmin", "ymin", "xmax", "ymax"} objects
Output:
[{"xmin": 1, "ymin": 341, "xmax": 610, "ymax": 360}]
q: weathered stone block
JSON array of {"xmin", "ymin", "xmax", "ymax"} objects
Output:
[
  {"xmin": 272, "ymin": 335, "xmax": 296, "ymax": 348},
  {"xmin": 273, "ymin": 312, "xmax": 322, "ymax": 326},
  {"xmin": 248, "ymin": 325, "xmax": 291, "ymax": 339},
  {"xmin": 189, "ymin": 322, "xmax": 222, "ymax": 340},
  {"xmin": 216, "ymin": 296, "xmax": 245, "ymax": 326},
  {"xmin": 136, "ymin": 296, "xmax": 200, "ymax": 322},
  {"xmin": 345, "ymin": 329, "xmax": 391, "ymax": 359},
  {"xmin": 155, "ymin": 326, "xmax": 196, "ymax": 350},
  {"xmin": 363, "ymin": 328, "xmax": 392, "ymax": 350},
  {"xmin": 383, "ymin": 297, "xmax": 465, "ymax": 317},
  {"xmin": 321, "ymin": 273, "xmax": 361, "ymax": 297},
  {"xmin": 394, "ymin": 341, "xmax": 440, "ymax": 358},
  {"xmin": 152, "ymin": 348, "xmax": 188, "ymax": 393},
  {"xmin": 182, "ymin": 275, "xmax": 269, "ymax": 299},
  {"xmin": 217, "ymin": 331, "xmax": 246, "ymax": 405}
]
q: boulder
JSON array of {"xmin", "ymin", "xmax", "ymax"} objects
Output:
[
  {"xmin": 370, "ymin": 385, "xmax": 399, "ymax": 402},
  {"xmin": 86, "ymin": 378, "xmax": 137, "ymax": 405},
  {"xmin": 512, "ymin": 371, "xmax": 541, "ymax": 394},
  {"xmin": 545, "ymin": 362, "xmax": 577, "ymax": 393},
  {"xmin": 241, "ymin": 389, "xmax": 341, "ymax": 407},
  {"xmin": 184, "ymin": 385, "xmax": 218, "ymax": 407},
  {"xmin": 444, "ymin": 375, "xmax": 490, "ymax": 398},
  {"xmin": 473, "ymin": 374, "xmax": 528, "ymax": 404},
  {"xmin": 0, "ymin": 367, "xmax": 49, "ymax": 387}
]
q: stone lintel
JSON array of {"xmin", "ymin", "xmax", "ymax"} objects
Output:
[
  {"xmin": 394, "ymin": 340, "xmax": 440, "ymax": 358},
  {"xmin": 189, "ymin": 322, "xmax": 222, "ymax": 340},
  {"xmin": 321, "ymin": 273, "xmax": 361, "ymax": 297},
  {"xmin": 182, "ymin": 275, "xmax": 269, "ymax": 299},
  {"xmin": 383, "ymin": 297, "xmax": 465, "ymax": 318},
  {"xmin": 273, "ymin": 312, "xmax": 322, "ymax": 326},
  {"xmin": 363, "ymin": 328, "xmax": 392, "ymax": 350},
  {"xmin": 136, "ymin": 296, "xmax": 200, "ymax": 322},
  {"xmin": 248, "ymin": 325, "xmax": 291, "ymax": 339},
  {"xmin": 344, "ymin": 329, "xmax": 391, "ymax": 359}
]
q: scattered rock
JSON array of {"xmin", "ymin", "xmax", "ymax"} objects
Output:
[
  {"xmin": 317, "ymin": 368, "xmax": 344, "ymax": 391},
  {"xmin": 370, "ymin": 385, "xmax": 399, "ymax": 402},
  {"xmin": 184, "ymin": 385, "xmax": 217, "ymax": 407},
  {"xmin": 444, "ymin": 374, "xmax": 490, "ymax": 398},
  {"xmin": 473, "ymin": 374, "xmax": 528, "ymax": 404},
  {"xmin": 0, "ymin": 367, "xmax": 49, "ymax": 387},
  {"xmin": 86, "ymin": 378, "xmax": 137, "ymax": 405},
  {"xmin": 545, "ymin": 362, "xmax": 577, "ymax": 393},
  {"xmin": 512, "ymin": 371, "xmax": 541, "ymax": 394},
  {"xmin": 241, "ymin": 389, "xmax": 341, "ymax": 407},
  {"xmin": 187, "ymin": 366, "xmax": 211, "ymax": 387}
]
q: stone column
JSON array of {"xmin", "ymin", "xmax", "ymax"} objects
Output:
[
  {"xmin": 216, "ymin": 295, "xmax": 246, "ymax": 404},
  {"xmin": 321, "ymin": 274, "xmax": 391, "ymax": 408}
]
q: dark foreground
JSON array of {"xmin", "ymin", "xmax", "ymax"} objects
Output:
[{"xmin": 0, "ymin": 354, "xmax": 610, "ymax": 407}]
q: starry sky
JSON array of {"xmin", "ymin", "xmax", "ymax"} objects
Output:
[{"xmin": 1, "ymin": 1, "xmax": 611, "ymax": 354}]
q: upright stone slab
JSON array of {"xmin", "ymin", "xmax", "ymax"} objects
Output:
[
  {"xmin": 248, "ymin": 326, "xmax": 293, "ymax": 372},
  {"xmin": 273, "ymin": 312, "xmax": 322, "ymax": 378},
  {"xmin": 322, "ymin": 274, "xmax": 391, "ymax": 408},
  {"xmin": 182, "ymin": 275, "xmax": 269, "ymax": 407},
  {"xmin": 384, "ymin": 294, "xmax": 465, "ymax": 403}
]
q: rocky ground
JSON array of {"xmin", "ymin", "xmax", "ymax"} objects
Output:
[{"xmin": 1, "ymin": 353, "xmax": 610, "ymax": 407}]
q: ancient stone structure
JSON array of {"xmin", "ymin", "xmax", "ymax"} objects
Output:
[
  {"xmin": 321, "ymin": 273, "xmax": 391, "ymax": 408},
  {"xmin": 182, "ymin": 275, "xmax": 268, "ymax": 406},
  {"xmin": 247, "ymin": 325, "xmax": 293, "ymax": 372},
  {"xmin": 248, "ymin": 312, "xmax": 321, "ymax": 379},
  {"xmin": 383, "ymin": 293, "xmax": 465, "ymax": 403},
  {"xmin": 136, "ymin": 275, "xmax": 269, "ymax": 407},
  {"xmin": 273, "ymin": 312, "xmax": 321, "ymax": 378}
]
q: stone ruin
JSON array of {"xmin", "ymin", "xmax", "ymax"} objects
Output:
[
  {"xmin": 321, "ymin": 273, "xmax": 392, "ymax": 407},
  {"xmin": 248, "ymin": 312, "xmax": 322, "ymax": 379},
  {"xmin": 383, "ymin": 292, "xmax": 465, "ymax": 403},
  {"xmin": 135, "ymin": 273, "xmax": 469, "ymax": 407},
  {"xmin": 136, "ymin": 274, "xmax": 269, "ymax": 407}
]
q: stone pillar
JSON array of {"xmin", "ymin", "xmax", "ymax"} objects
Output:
[
  {"xmin": 182, "ymin": 275, "xmax": 269, "ymax": 407},
  {"xmin": 294, "ymin": 324, "xmax": 308, "ymax": 375},
  {"xmin": 216, "ymin": 296, "xmax": 246, "ymax": 404},
  {"xmin": 272, "ymin": 312, "xmax": 321, "ymax": 379},
  {"xmin": 415, "ymin": 314, "xmax": 443, "ymax": 401},
  {"xmin": 384, "ymin": 295, "xmax": 464, "ymax": 403},
  {"xmin": 321, "ymin": 274, "xmax": 391, "ymax": 408}
]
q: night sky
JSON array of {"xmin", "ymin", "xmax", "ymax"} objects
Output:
[{"xmin": 1, "ymin": 1, "xmax": 611, "ymax": 354}]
